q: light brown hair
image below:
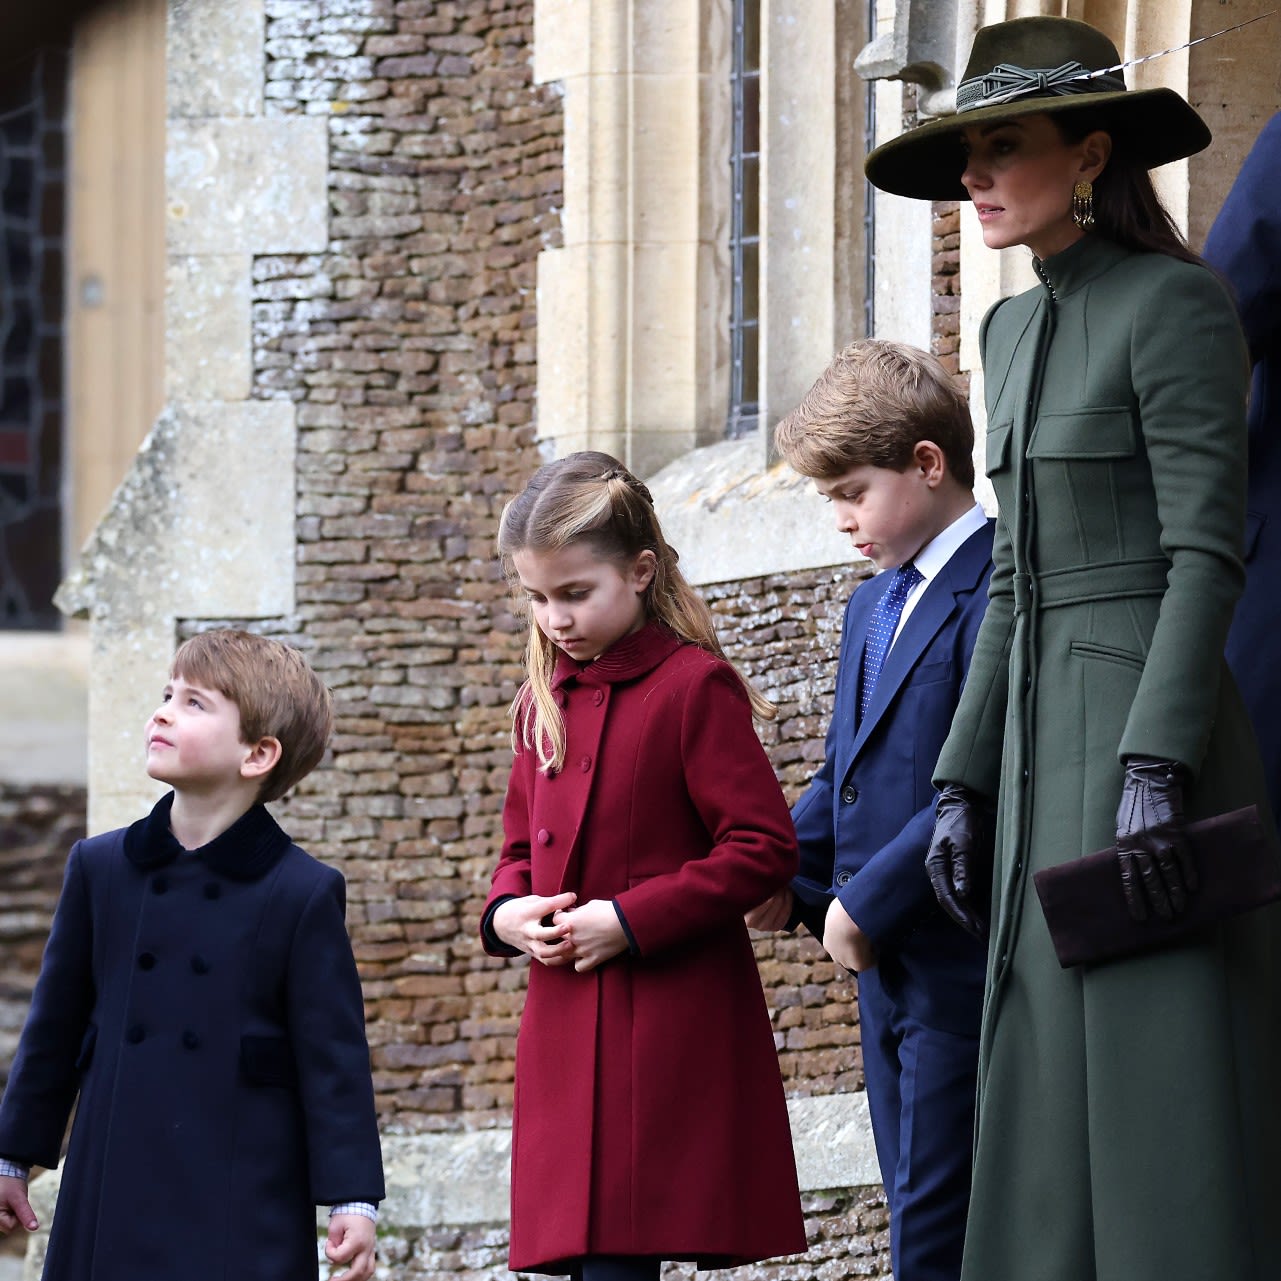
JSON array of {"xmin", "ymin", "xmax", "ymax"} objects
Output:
[
  {"xmin": 497, "ymin": 451, "xmax": 775, "ymax": 773},
  {"xmin": 171, "ymin": 628, "xmax": 334, "ymax": 803},
  {"xmin": 774, "ymin": 339, "xmax": 975, "ymax": 487}
]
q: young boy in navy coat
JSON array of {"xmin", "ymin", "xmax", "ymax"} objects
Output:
[
  {"xmin": 0, "ymin": 629, "xmax": 384, "ymax": 1281},
  {"xmin": 748, "ymin": 340, "xmax": 992, "ymax": 1281}
]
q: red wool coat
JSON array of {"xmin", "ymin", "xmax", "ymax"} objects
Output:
[{"xmin": 483, "ymin": 623, "xmax": 807, "ymax": 1274}]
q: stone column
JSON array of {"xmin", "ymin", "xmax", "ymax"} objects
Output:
[{"xmin": 56, "ymin": 0, "xmax": 328, "ymax": 834}]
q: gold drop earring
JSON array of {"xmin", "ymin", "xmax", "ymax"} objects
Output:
[{"xmin": 1072, "ymin": 180, "xmax": 1095, "ymax": 230}]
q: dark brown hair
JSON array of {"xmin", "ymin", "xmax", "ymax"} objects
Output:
[{"xmin": 1053, "ymin": 110, "xmax": 1202, "ymax": 266}]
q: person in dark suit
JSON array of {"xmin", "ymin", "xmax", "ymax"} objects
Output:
[
  {"xmin": 748, "ymin": 340, "xmax": 992, "ymax": 1281},
  {"xmin": 1205, "ymin": 111, "xmax": 1281, "ymax": 820},
  {"xmin": 0, "ymin": 629, "xmax": 384, "ymax": 1281}
]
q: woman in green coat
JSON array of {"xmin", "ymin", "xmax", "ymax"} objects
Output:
[{"xmin": 866, "ymin": 17, "xmax": 1281, "ymax": 1281}]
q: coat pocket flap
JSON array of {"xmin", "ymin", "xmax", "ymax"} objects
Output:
[
  {"xmin": 986, "ymin": 421, "xmax": 1013, "ymax": 474},
  {"xmin": 239, "ymin": 1034, "xmax": 297, "ymax": 1087},
  {"xmin": 1027, "ymin": 409, "xmax": 1136, "ymax": 459}
]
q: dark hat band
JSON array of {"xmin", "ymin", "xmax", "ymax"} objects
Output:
[{"xmin": 956, "ymin": 61, "xmax": 1127, "ymax": 112}]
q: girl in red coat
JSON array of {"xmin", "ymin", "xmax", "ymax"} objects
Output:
[{"xmin": 481, "ymin": 451, "xmax": 807, "ymax": 1281}]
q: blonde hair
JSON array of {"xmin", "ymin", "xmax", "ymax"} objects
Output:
[
  {"xmin": 498, "ymin": 451, "xmax": 775, "ymax": 773},
  {"xmin": 171, "ymin": 628, "xmax": 334, "ymax": 803},
  {"xmin": 775, "ymin": 339, "xmax": 974, "ymax": 487}
]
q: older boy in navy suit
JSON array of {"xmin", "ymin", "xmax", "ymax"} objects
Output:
[
  {"xmin": 749, "ymin": 340, "xmax": 992, "ymax": 1281},
  {"xmin": 0, "ymin": 629, "xmax": 384, "ymax": 1281}
]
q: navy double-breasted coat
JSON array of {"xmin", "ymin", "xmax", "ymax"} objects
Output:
[
  {"xmin": 0, "ymin": 796, "xmax": 385, "ymax": 1281},
  {"xmin": 482, "ymin": 623, "xmax": 807, "ymax": 1274},
  {"xmin": 1205, "ymin": 110, "xmax": 1281, "ymax": 819}
]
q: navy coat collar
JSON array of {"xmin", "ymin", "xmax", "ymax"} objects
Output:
[{"xmin": 123, "ymin": 791, "xmax": 293, "ymax": 881}]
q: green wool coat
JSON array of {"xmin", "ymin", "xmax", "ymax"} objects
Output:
[{"xmin": 935, "ymin": 234, "xmax": 1281, "ymax": 1281}]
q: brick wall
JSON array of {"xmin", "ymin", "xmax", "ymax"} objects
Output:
[
  {"xmin": 239, "ymin": 2, "xmax": 894, "ymax": 1274},
  {"xmin": 0, "ymin": 783, "xmax": 85, "ymax": 1091},
  {"xmin": 0, "ymin": 4, "xmax": 907, "ymax": 1277}
]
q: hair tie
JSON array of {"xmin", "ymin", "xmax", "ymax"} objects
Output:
[{"xmin": 600, "ymin": 466, "xmax": 655, "ymax": 507}]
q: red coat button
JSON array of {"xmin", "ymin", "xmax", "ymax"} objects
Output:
[
  {"xmin": 592, "ymin": 690, "xmax": 604, "ymax": 706},
  {"xmin": 537, "ymin": 828, "xmax": 553, "ymax": 846},
  {"xmin": 580, "ymin": 756, "xmax": 592, "ymax": 772}
]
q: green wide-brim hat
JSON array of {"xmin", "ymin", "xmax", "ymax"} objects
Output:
[{"xmin": 865, "ymin": 16, "xmax": 1212, "ymax": 201}]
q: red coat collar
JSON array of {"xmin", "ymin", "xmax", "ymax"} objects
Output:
[{"xmin": 550, "ymin": 621, "xmax": 686, "ymax": 690}]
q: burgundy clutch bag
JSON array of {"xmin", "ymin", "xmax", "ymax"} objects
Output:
[{"xmin": 1032, "ymin": 805, "xmax": 1281, "ymax": 968}]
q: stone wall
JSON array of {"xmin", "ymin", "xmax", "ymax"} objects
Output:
[{"xmin": 0, "ymin": 784, "xmax": 85, "ymax": 1091}]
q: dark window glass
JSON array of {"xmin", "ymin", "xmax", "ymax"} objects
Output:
[
  {"xmin": 0, "ymin": 47, "xmax": 68, "ymax": 629},
  {"xmin": 726, "ymin": 0, "xmax": 761, "ymax": 439}
]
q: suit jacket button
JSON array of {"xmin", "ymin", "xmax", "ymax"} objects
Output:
[
  {"xmin": 191, "ymin": 955, "xmax": 210, "ymax": 975},
  {"xmin": 840, "ymin": 785, "xmax": 858, "ymax": 804},
  {"xmin": 537, "ymin": 828, "xmax": 553, "ymax": 846},
  {"xmin": 126, "ymin": 1024, "xmax": 145, "ymax": 1045},
  {"xmin": 182, "ymin": 1029, "xmax": 200, "ymax": 1050},
  {"xmin": 835, "ymin": 870, "xmax": 853, "ymax": 887},
  {"xmin": 137, "ymin": 951, "xmax": 157, "ymax": 971}
]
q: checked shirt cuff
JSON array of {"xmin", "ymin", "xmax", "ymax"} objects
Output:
[{"xmin": 329, "ymin": 1202, "xmax": 379, "ymax": 1222}]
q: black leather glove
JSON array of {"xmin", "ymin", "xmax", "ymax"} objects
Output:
[
  {"xmin": 1115, "ymin": 755, "xmax": 1197, "ymax": 922},
  {"xmin": 926, "ymin": 783, "xmax": 990, "ymax": 940}
]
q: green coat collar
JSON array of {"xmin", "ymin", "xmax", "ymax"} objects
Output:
[{"xmin": 1032, "ymin": 234, "xmax": 1129, "ymax": 301}]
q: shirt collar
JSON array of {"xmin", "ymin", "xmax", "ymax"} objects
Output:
[{"xmin": 912, "ymin": 502, "xmax": 988, "ymax": 586}]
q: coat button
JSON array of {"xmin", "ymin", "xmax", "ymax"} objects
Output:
[
  {"xmin": 580, "ymin": 756, "xmax": 591, "ymax": 772},
  {"xmin": 537, "ymin": 828, "xmax": 553, "ymax": 846},
  {"xmin": 835, "ymin": 870, "xmax": 853, "ymax": 887},
  {"xmin": 191, "ymin": 955, "xmax": 210, "ymax": 975},
  {"xmin": 137, "ymin": 951, "xmax": 157, "ymax": 971},
  {"xmin": 181, "ymin": 1029, "xmax": 200, "ymax": 1050},
  {"xmin": 840, "ymin": 785, "xmax": 858, "ymax": 805},
  {"xmin": 126, "ymin": 1024, "xmax": 146, "ymax": 1045},
  {"xmin": 152, "ymin": 876, "xmax": 168, "ymax": 895},
  {"xmin": 204, "ymin": 882, "xmax": 221, "ymax": 900},
  {"xmin": 592, "ymin": 689, "xmax": 604, "ymax": 706}
]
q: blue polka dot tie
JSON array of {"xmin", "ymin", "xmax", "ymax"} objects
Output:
[{"xmin": 859, "ymin": 561, "xmax": 923, "ymax": 721}]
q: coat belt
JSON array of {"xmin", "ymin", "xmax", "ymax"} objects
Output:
[{"xmin": 1012, "ymin": 557, "xmax": 1170, "ymax": 613}]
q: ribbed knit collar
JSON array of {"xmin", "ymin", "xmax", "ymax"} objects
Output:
[
  {"xmin": 551, "ymin": 621, "xmax": 686, "ymax": 690},
  {"xmin": 1032, "ymin": 233, "xmax": 1130, "ymax": 302},
  {"xmin": 123, "ymin": 790, "xmax": 292, "ymax": 881}
]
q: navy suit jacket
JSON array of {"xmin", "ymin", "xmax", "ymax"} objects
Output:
[
  {"xmin": 1204, "ymin": 111, "xmax": 1281, "ymax": 819},
  {"xmin": 791, "ymin": 521, "xmax": 993, "ymax": 1035}
]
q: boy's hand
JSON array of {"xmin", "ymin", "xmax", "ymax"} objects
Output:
[
  {"xmin": 492, "ymin": 892, "xmax": 577, "ymax": 965},
  {"xmin": 553, "ymin": 900, "xmax": 628, "ymax": 972},
  {"xmin": 745, "ymin": 887, "xmax": 794, "ymax": 932},
  {"xmin": 0, "ymin": 1175, "xmax": 37, "ymax": 1236},
  {"xmin": 823, "ymin": 898, "xmax": 877, "ymax": 973},
  {"xmin": 326, "ymin": 1213, "xmax": 376, "ymax": 1281}
]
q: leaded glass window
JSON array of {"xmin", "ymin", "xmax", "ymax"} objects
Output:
[{"xmin": 0, "ymin": 48, "xmax": 68, "ymax": 629}]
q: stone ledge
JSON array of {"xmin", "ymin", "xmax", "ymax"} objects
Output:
[
  {"xmin": 647, "ymin": 437, "xmax": 870, "ymax": 588},
  {"xmin": 21, "ymin": 1093, "xmax": 879, "ymax": 1274}
]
